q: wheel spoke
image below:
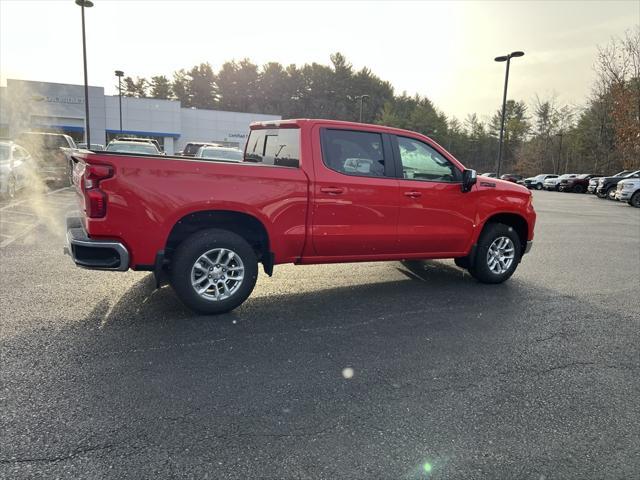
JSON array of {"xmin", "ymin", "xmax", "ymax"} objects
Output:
[
  {"xmin": 197, "ymin": 280, "xmax": 212, "ymax": 294},
  {"xmin": 215, "ymin": 249, "xmax": 224, "ymax": 264},
  {"xmin": 194, "ymin": 263, "xmax": 208, "ymax": 273},
  {"xmin": 223, "ymin": 251, "xmax": 235, "ymax": 266}
]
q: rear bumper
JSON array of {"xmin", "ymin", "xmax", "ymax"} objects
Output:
[{"xmin": 64, "ymin": 214, "xmax": 129, "ymax": 271}]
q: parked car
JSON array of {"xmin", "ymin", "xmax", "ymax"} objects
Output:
[
  {"xmin": 0, "ymin": 141, "xmax": 30, "ymax": 199},
  {"xmin": 105, "ymin": 140, "xmax": 162, "ymax": 155},
  {"xmin": 596, "ymin": 170, "xmax": 640, "ymax": 199},
  {"xmin": 558, "ymin": 173, "xmax": 603, "ymax": 193},
  {"xmin": 77, "ymin": 143, "xmax": 104, "ymax": 151},
  {"xmin": 481, "ymin": 172, "xmax": 497, "ymax": 178},
  {"xmin": 615, "ymin": 178, "xmax": 640, "ymax": 207},
  {"xmin": 115, "ymin": 137, "xmax": 163, "ymax": 152},
  {"xmin": 14, "ymin": 131, "xmax": 77, "ymax": 185},
  {"xmin": 195, "ymin": 146, "xmax": 243, "ymax": 162},
  {"xmin": 544, "ymin": 173, "xmax": 577, "ymax": 191},
  {"xmin": 181, "ymin": 142, "xmax": 224, "ymax": 157},
  {"xmin": 588, "ymin": 170, "xmax": 633, "ymax": 194},
  {"xmin": 522, "ymin": 174, "xmax": 557, "ymax": 190},
  {"xmin": 500, "ymin": 173, "xmax": 523, "ymax": 183},
  {"xmin": 65, "ymin": 119, "xmax": 536, "ymax": 314}
]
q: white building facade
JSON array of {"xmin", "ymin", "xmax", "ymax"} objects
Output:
[{"xmin": 0, "ymin": 79, "xmax": 280, "ymax": 154}]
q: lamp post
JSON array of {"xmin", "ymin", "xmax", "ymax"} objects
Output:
[
  {"xmin": 76, "ymin": 0, "xmax": 94, "ymax": 147},
  {"xmin": 494, "ymin": 51, "xmax": 524, "ymax": 176},
  {"xmin": 115, "ymin": 70, "xmax": 124, "ymax": 133},
  {"xmin": 356, "ymin": 94, "xmax": 370, "ymax": 123}
]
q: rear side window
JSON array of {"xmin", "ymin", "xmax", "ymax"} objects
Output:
[
  {"xmin": 321, "ymin": 129, "xmax": 386, "ymax": 177},
  {"xmin": 244, "ymin": 128, "xmax": 300, "ymax": 167}
]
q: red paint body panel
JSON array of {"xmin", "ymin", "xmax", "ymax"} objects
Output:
[{"xmin": 74, "ymin": 119, "xmax": 536, "ymax": 269}]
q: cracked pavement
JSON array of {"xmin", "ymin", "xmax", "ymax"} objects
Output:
[{"xmin": 1, "ymin": 190, "xmax": 639, "ymax": 479}]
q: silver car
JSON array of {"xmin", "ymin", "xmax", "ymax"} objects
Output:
[{"xmin": 0, "ymin": 141, "xmax": 30, "ymax": 199}]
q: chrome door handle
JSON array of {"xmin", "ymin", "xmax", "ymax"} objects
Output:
[
  {"xmin": 404, "ymin": 191, "xmax": 422, "ymax": 198},
  {"xmin": 321, "ymin": 187, "xmax": 344, "ymax": 194}
]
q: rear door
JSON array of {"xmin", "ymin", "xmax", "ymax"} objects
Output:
[
  {"xmin": 310, "ymin": 126, "xmax": 400, "ymax": 257},
  {"xmin": 393, "ymin": 135, "xmax": 476, "ymax": 255}
]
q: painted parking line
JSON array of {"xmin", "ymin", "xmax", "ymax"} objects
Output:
[{"xmin": 0, "ymin": 187, "xmax": 72, "ymax": 212}]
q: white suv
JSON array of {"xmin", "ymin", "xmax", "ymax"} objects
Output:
[
  {"xmin": 544, "ymin": 173, "xmax": 577, "ymax": 191},
  {"xmin": 615, "ymin": 178, "xmax": 640, "ymax": 207}
]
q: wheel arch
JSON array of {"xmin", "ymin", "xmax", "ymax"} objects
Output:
[
  {"xmin": 480, "ymin": 212, "xmax": 529, "ymax": 253},
  {"xmin": 164, "ymin": 210, "xmax": 273, "ymax": 275}
]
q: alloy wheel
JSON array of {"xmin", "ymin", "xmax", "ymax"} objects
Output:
[
  {"xmin": 486, "ymin": 236, "xmax": 515, "ymax": 275},
  {"xmin": 190, "ymin": 248, "xmax": 245, "ymax": 301}
]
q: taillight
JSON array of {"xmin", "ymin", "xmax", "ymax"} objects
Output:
[{"xmin": 83, "ymin": 164, "xmax": 113, "ymax": 218}]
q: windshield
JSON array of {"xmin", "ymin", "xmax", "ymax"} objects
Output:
[
  {"xmin": 577, "ymin": 174, "xmax": 590, "ymax": 179},
  {"xmin": 106, "ymin": 142, "xmax": 159, "ymax": 155},
  {"xmin": 200, "ymin": 148, "xmax": 243, "ymax": 161},
  {"xmin": 0, "ymin": 145, "xmax": 10, "ymax": 161}
]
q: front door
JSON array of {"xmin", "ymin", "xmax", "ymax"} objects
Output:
[
  {"xmin": 393, "ymin": 135, "xmax": 476, "ymax": 255},
  {"xmin": 311, "ymin": 127, "xmax": 400, "ymax": 257}
]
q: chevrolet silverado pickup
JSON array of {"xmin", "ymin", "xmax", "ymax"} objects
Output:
[{"xmin": 65, "ymin": 119, "xmax": 536, "ymax": 314}]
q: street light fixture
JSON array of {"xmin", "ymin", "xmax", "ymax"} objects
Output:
[
  {"xmin": 356, "ymin": 94, "xmax": 370, "ymax": 123},
  {"xmin": 76, "ymin": 0, "xmax": 94, "ymax": 147},
  {"xmin": 494, "ymin": 50, "xmax": 524, "ymax": 176},
  {"xmin": 115, "ymin": 70, "xmax": 124, "ymax": 133}
]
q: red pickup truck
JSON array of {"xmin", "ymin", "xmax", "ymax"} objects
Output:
[{"xmin": 66, "ymin": 119, "xmax": 536, "ymax": 313}]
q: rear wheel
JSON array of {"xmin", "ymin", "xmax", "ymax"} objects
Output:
[
  {"xmin": 629, "ymin": 191, "xmax": 640, "ymax": 208},
  {"xmin": 170, "ymin": 229, "xmax": 258, "ymax": 314},
  {"xmin": 469, "ymin": 223, "xmax": 522, "ymax": 284}
]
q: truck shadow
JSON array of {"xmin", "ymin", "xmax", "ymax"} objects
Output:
[{"xmin": 86, "ymin": 260, "xmax": 503, "ymax": 331}]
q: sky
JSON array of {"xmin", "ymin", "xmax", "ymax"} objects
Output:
[{"xmin": 0, "ymin": 0, "xmax": 638, "ymax": 121}]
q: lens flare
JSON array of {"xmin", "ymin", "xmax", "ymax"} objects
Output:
[{"xmin": 423, "ymin": 462, "xmax": 432, "ymax": 473}]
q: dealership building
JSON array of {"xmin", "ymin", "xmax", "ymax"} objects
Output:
[{"xmin": 0, "ymin": 79, "xmax": 280, "ymax": 154}]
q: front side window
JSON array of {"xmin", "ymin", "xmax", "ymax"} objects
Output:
[
  {"xmin": 397, "ymin": 136, "xmax": 459, "ymax": 182},
  {"xmin": 321, "ymin": 129, "xmax": 386, "ymax": 177},
  {"xmin": 244, "ymin": 128, "xmax": 300, "ymax": 167}
]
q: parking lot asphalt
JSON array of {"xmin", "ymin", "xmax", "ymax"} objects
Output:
[{"xmin": 1, "ymin": 189, "xmax": 639, "ymax": 479}]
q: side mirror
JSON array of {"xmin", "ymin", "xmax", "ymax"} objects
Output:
[{"xmin": 461, "ymin": 169, "xmax": 477, "ymax": 193}]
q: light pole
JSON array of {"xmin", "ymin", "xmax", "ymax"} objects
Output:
[
  {"xmin": 356, "ymin": 94, "xmax": 369, "ymax": 123},
  {"xmin": 494, "ymin": 51, "xmax": 524, "ymax": 176},
  {"xmin": 115, "ymin": 70, "xmax": 124, "ymax": 133},
  {"xmin": 76, "ymin": 0, "xmax": 94, "ymax": 147}
]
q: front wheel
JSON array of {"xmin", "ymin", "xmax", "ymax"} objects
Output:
[
  {"xmin": 629, "ymin": 191, "xmax": 640, "ymax": 208},
  {"xmin": 573, "ymin": 184, "xmax": 585, "ymax": 194},
  {"xmin": 469, "ymin": 223, "xmax": 522, "ymax": 284},
  {"xmin": 535, "ymin": 183, "xmax": 543, "ymax": 190},
  {"xmin": 170, "ymin": 229, "xmax": 259, "ymax": 314}
]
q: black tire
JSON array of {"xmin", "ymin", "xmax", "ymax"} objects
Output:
[
  {"xmin": 629, "ymin": 191, "xmax": 640, "ymax": 208},
  {"xmin": 469, "ymin": 223, "xmax": 522, "ymax": 284},
  {"xmin": 170, "ymin": 229, "xmax": 258, "ymax": 314},
  {"xmin": 605, "ymin": 186, "xmax": 616, "ymax": 200},
  {"xmin": 535, "ymin": 183, "xmax": 543, "ymax": 190},
  {"xmin": 573, "ymin": 184, "xmax": 585, "ymax": 194}
]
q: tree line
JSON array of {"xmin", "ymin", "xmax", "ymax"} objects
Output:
[{"xmin": 121, "ymin": 27, "xmax": 639, "ymax": 175}]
